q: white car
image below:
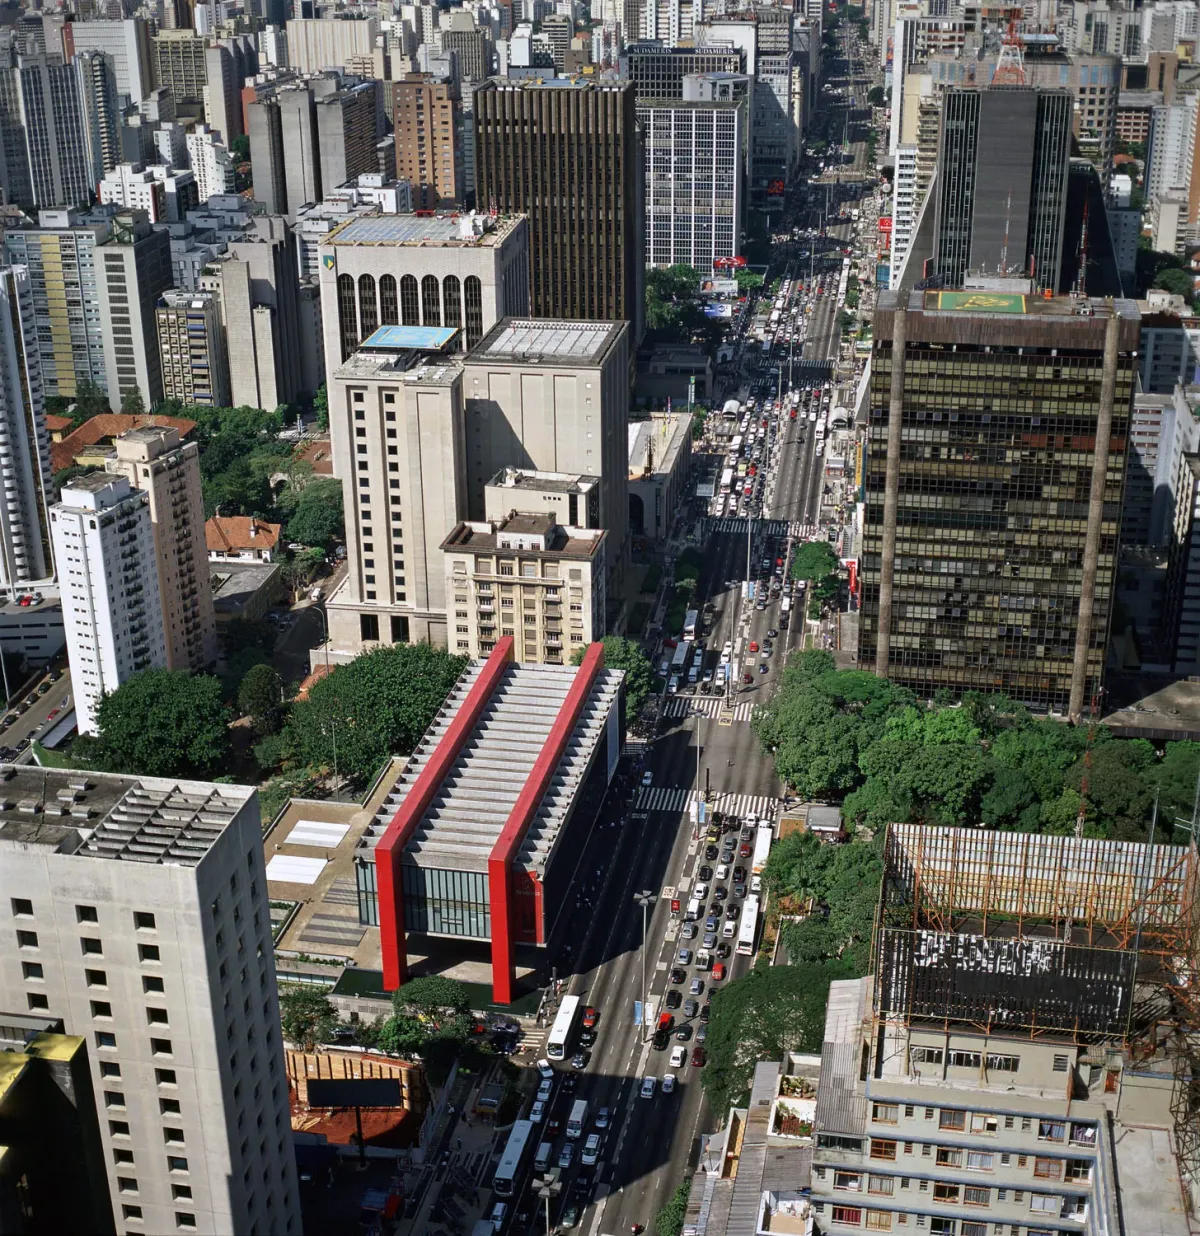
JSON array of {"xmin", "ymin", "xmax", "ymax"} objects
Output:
[
  {"xmin": 641, "ymin": 771, "xmax": 653, "ymax": 787},
  {"xmin": 490, "ymin": 1202, "xmax": 508, "ymax": 1232},
  {"xmin": 530, "ymin": 1100, "xmax": 546, "ymax": 1123},
  {"xmin": 662, "ymin": 1073, "xmax": 677, "ymax": 1094},
  {"xmin": 582, "ymin": 1133, "xmax": 602, "ymax": 1166},
  {"xmin": 536, "ymin": 1058, "xmax": 554, "ymax": 1079},
  {"xmin": 670, "ymin": 1046, "xmax": 687, "ymax": 1068},
  {"xmin": 595, "ymin": 1107, "xmax": 611, "ymax": 1129},
  {"xmin": 721, "ymin": 641, "xmax": 733, "ymax": 662},
  {"xmin": 715, "ymin": 864, "xmax": 729, "ymax": 881},
  {"xmin": 640, "ymin": 1075, "xmax": 657, "ymax": 1099},
  {"xmin": 693, "ymin": 882, "xmax": 709, "ymax": 900},
  {"xmin": 536, "ymin": 1078, "xmax": 553, "ymax": 1103}
]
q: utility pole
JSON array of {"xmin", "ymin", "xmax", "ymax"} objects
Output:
[{"xmin": 634, "ymin": 890, "xmax": 656, "ymax": 1042}]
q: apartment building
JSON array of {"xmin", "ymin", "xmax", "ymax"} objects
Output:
[
  {"xmin": 50, "ymin": 473, "xmax": 166, "ymax": 734},
  {"xmin": 105, "ymin": 426, "xmax": 217, "ymax": 673},
  {"xmin": 65, "ymin": 18, "xmax": 154, "ymax": 107},
  {"xmin": 0, "ymin": 766, "xmax": 301, "ymax": 1235},
  {"xmin": 810, "ymin": 824, "xmax": 1196, "ymax": 1236},
  {"xmin": 0, "ymin": 266, "xmax": 55, "ymax": 589},
  {"xmin": 98, "ymin": 164, "xmax": 167, "ymax": 222},
  {"xmin": 156, "ymin": 290, "xmax": 231, "ymax": 408},
  {"xmin": 441, "ymin": 512, "xmax": 606, "ymax": 662},
  {"xmin": 392, "ymin": 73, "xmax": 463, "ymax": 209},
  {"xmin": 151, "ymin": 30, "xmax": 207, "ymax": 107},
  {"xmin": 76, "ymin": 49, "xmax": 122, "ymax": 185}
]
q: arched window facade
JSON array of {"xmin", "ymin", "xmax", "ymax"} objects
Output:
[
  {"xmin": 400, "ymin": 275, "xmax": 419, "ymax": 325},
  {"xmin": 421, "ymin": 275, "xmax": 441, "ymax": 327},
  {"xmin": 358, "ymin": 274, "xmax": 377, "ymax": 339},
  {"xmin": 337, "ymin": 273, "xmax": 357, "ymax": 361},
  {"xmin": 443, "ymin": 275, "xmax": 462, "ymax": 335},
  {"xmin": 464, "ymin": 276, "xmax": 484, "ymax": 350},
  {"xmin": 379, "ymin": 275, "xmax": 398, "ymax": 326}
]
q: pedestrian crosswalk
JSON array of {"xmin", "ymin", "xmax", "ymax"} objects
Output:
[
  {"xmin": 634, "ymin": 786, "xmax": 781, "ymax": 820},
  {"xmin": 708, "ymin": 517, "xmax": 811, "ymax": 539},
  {"xmin": 661, "ymin": 696, "xmax": 756, "ymax": 722}
]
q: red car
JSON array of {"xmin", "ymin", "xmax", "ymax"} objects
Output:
[
  {"xmin": 712, "ymin": 963, "xmax": 727, "ymax": 982},
  {"xmin": 691, "ymin": 1047, "xmax": 707, "ymax": 1067},
  {"xmin": 583, "ymin": 1006, "xmax": 599, "ymax": 1029},
  {"xmin": 748, "ymin": 641, "xmax": 759, "ymax": 653},
  {"xmin": 739, "ymin": 842, "xmax": 752, "ymax": 858}
]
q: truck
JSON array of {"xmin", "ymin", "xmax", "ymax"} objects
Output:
[
  {"xmin": 751, "ymin": 823, "xmax": 774, "ymax": 875},
  {"xmin": 567, "ymin": 1099, "xmax": 589, "ymax": 1139}
]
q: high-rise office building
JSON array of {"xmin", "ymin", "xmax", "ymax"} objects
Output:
[
  {"xmin": 0, "ymin": 765, "xmax": 302, "ymax": 1234},
  {"xmin": 1147, "ymin": 93, "xmax": 1200, "ymax": 204},
  {"xmin": 392, "ymin": 74, "xmax": 463, "ymax": 209},
  {"xmin": 621, "ymin": 42, "xmax": 745, "ymax": 98},
  {"xmin": 859, "ymin": 288, "xmax": 1139, "ymax": 719},
  {"xmin": 4, "ymin": 211, "xmax": 108, "ymax": 399},
  {"xmin": 157, "ymin": 289, "xmax": 231, "ymax": 409},
  {"xmin": 639, "ymin": 95, "xmax": 744, "ymax": 270},
  {"xmin": 151, "ymin": 30, "xmax": 207, "ymax": 107},
  {"xmin": 9, "ymin": 54, "xmax": 94, "ymax": 209},
  {"xmin": 203, "ymin": 43, "xmax": 242, "ymax": 145},
  {"xmin": 246, "ymin": 94, "xmax": 287, "ymax": 215},
  {"xmin": 441, "ymin": 11, "xmax": 490, "ymax": 82},
  {"xmin": 50, "ymin": 473, "xmax": 166, "ymax": 733},
  {"xmin": 0, "ymin": 266, "xmax": 54, "ymax": 588},
  {"xmin": 96, "ymin": 210, "xmax": 173, "ymax": 412},
  {"xmin": 285, "ymin": 17, "xmax": 379, "ymax": 75},
  {"xmin": 316, "ymin": 82, "xmax": 379, "ymax": 195},
  {"xmin": 105, "ymin": 425, "xmax": 217, "ymax": 673},
  {"xmin": 475, "ymin": 78, "xmax": 643, "ymax": 337},
  {"xmin": 932, "ymin": 87, "xmax": 1074, "ymax": 290},
  {"xmin": 65, "ymin": 18, "xmax": 154, "ymax": 107},
  {"xmin": 278, "ymin": 86, "xmax": 321, "ymax": 216},
  {"xmin": 75, "ymin": 49, "xmax": 122, "ymax": 185}
]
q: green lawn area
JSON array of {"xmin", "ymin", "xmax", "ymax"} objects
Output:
[{"xmin": 32, "ymin": 741, "xmax": 76, "ymax": 768}]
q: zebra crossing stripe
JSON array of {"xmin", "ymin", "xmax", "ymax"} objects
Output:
[
  {"xmin": 661, "ymin": 697, "xmax": 755, "ymax": 722},
  {"xmin": 633, "ymin": 787, "xmax": 781, "ymax": 818}
]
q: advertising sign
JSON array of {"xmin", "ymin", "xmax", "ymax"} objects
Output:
[
  {"xmin": 704, "ymin": 302, "xmax": 734, "ymax": 319},
  {"xmin": 877, "ymin": 216, "xmax": 893, "ymax": 234},
  {"xmin": 714, "ymin": 255, "xmax": 747, "ymax": 269},
  {"xmin": 700, "ymin": 278, "xmax": 740, "ymax": 297}
]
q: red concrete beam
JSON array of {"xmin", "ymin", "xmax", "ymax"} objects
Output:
[
  {"xmin": 376, "ymin": 637, "xmax": 514, "ymax": 990},
  {"xmin": 488, "ymin": 641, "xmax": 606, "ymax": 1004}
]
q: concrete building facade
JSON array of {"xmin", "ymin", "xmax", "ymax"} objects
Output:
[
  {"xmin": 105, "ymin": 426, "xmax": 217, "ymax": 673},
  {"xmin": 156, "ymin": 290, "xmax": 231, "ymax": 409},
  {"xmin": 392, "ymin": 74, "xmax": 463, "ymax": 209},
  {"xmin": 0, "ymin": 767, "xmax": 302, "ymax": 1235},
  {"xmin": 50, "ymin": 473, "xmax": 166, "ymax": 734}
]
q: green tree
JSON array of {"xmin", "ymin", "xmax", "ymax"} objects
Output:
[
  {"xmin": 284, "ymin": 643, "xmax": 467, "ymax": 784},
  {"xmin": 282, "ymin": 477, "xmax": 344, "ymax": 548},
  {"xmin": 279, "ymin": 987, "xmax": 338, "ymax": 1050},
  {"xmin": 313, "ymin": 383, "xmax": 329, "ymax": 432},
  {"xmin": 237, "ymin": 663, "xmax": 285, "ymax": 735},
  {"xmin": 67, "ymin": 379, "xmax": 111, "ymax": 427},
  {"xmin": 231, "ymin": 134, "xmax": 250, "ymax": 159},
  {"xmin": 791, "ymin": 540, "xmax": 838, "ymax": 582},
  {"xmin": 120, "ymin": 386, "xmax": 146, "ymax": 415},
  {"xmin": 391, "ymin": 975, "xmax": 471, "ymax": 1024},
  {"xmin": 655, "ymin": 1180, "xmax": 692, "ymax": 1236},
  {"xmin": 1154, "ymin": 266, "xmax": 1195, "ymax": 303},
  {"xmin": 375, "ymin": 1012, "xmax": 427, "ymax": 1057},
  {"xmin": 867, "ymin": 85, "xmax": 886, "ymax": 106},
  {"xmin": 92, "ymin": 670, "xmax": 231, "ymax": 778},
  {"xmin": 572, "ymin": 635, "xmax": 654, "ymax": 716}
]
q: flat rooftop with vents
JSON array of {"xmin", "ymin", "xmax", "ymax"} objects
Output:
[
  {"xmin": 467, "ymin": 318, "xmax": 627, "ymax": 368},
  {"xmin": 360, "ymin": 636, "xmax": 625, "ymax": 1003},
  {"xmin": 323, "ymin": 212, "xmax": 525, "ymax": 249}
]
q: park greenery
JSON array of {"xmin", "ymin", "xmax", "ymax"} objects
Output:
[
  {"xmin": 754, "ymin": 649, "xmax": 1200, "ymax": 842},
  {"xmin": 573, "ymin": 636, "xmax": 654, "ymax": 718},
  {"xmin": 645, "ymin": 264, "xmax": 734, "ymax": 350},
  {"xmin": 791, "ymin": 540, "xmax": 840, "ymax": 619},
  {"xmin": 655, "ymin": 1180, "xmax": 692, "ymax": 1236},
  {"xmin": 663, "ymin": 547, "xmax": 706, "ymax": 637}
]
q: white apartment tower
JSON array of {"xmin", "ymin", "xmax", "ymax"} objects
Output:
[
  {"xmin": 0, "ymin": 266, "xmax": 55, "ymax": 588},
  {"xmin": 0, "ymin": 767, "xmax": 302, "ymax": 1235},
  {"xmin": 50, "ymin": 473, "xmax": 167, "ymax": 735}
]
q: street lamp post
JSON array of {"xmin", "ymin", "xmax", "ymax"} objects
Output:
[
  {"xmin": 535, "ymin": 1170, "xmax": 562, "ymax": 1234},
  {"xmin": 634, "ymin": 890, "xmax": 656, "ymax": 1042}
]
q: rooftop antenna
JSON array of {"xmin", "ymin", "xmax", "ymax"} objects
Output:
[{"xmin": 992, "ymin": 9, "xmax": 1027, "ymax": 86}]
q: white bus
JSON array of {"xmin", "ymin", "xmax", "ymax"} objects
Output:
[
  {"xmin": 720, "ymin": 466, "xmax": 734, "ymax": 494},
  {"xmin": 494, "ymin": 1119, "xmax": 535, "ymax": 1196},
  {"xmin": 546, "ymin": 994, "xmax": 581, "ymax": 1061},
  {"xmin": 683, "ymin": 610, "xmax": 699, "ymax": 641},
  {"xmin": 737, "ymin": 894, "xmax": 760, "ymax": 956}
]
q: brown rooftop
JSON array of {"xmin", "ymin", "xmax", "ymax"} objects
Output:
[{"xmin": 50, "ymin": 413, "xmax": 197, "ymax": 472}]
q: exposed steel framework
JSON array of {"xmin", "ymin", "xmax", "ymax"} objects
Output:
[{"xmin": 874, "ymin": 824, "xmax": 1200, "ymax": 1042}]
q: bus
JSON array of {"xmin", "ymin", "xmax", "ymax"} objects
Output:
[
  {"xmin": 671, "ymin": 640, "xmax": 693, "ymax": 674},
  {"xmin": 737, "ymin": 894, "xmax": 760, "ymax": 956},
  {"xmin": 493, "ymin": 1119, "xmax": 535, "ymax": 1196},
  {"xmin": 730, "ymin": 434, "xmax": 744, "ymax": 457},
  {"xmin": 720, "ymin": 466, "xmax": 734, "ymax": 494},
  {"xmin": 546, "ymin": 994, "xmax": 581, "ymax": 1061},
  {"xmin": 683, "ymin": 610, "xmax": 699, "ymax": 641}
]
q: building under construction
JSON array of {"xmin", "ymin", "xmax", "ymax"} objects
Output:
[{"xmin": 810, "ymin": 824, "xmax": 1200, "ymax": 1235}]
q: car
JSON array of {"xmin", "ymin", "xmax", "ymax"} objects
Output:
[
  {"xmin": 561, "ymin": 1204, "xmax": 581, "ymax": 1229},
  {"xmin": 537, "ymin": 1078, "xmax": 553, "ymax": 1103},
  {"xmin": 713, "ymin": 887, "xmax": 728, "ymax": 903},
  {"xmin": 733, "ymin": 882, "xmax": 747, "ymax": 899},
  {"xmin": 675, "ymin": 1023, "xmax": 693, "ymax": 1041},
  {"xmin": 45, "ymin": 708, "xmax": 59, "ymax": 721},
  {"xmin": 700, "ymin": 1002, "xmax": 712, "ymax": 1023},
  {"xmin": 705, "ymin": 844, "xmax": 720, "ymax": 861},
  {"xmin": 702, "ymin": 931, "xmax": 717, "ymax": 949},
  {"xmin": 666, "ymin": 989, "xmax": 682, "ymax": 1010},
  {"xmin": 562, "ymin": 1070, "xmax": 579, "ymax": 1093},
  {"xmin": 547, "ymin": 1114, "xmax": 563, "ymax": 1136},
  {"xmin": 536, "ymin": 1059, "xmax": 554, "ymax": 1079},
  {"xmin": 696, "ymin": 1024, "xmax": 709, "ymax": 1044},
  {"xmin": 670, "ymin": 1045, "xmax": 687, "ymax": 1068},
  {"xmin": 726, "ymin": 903, "xmax": 740, "ymax": 920},
  {"xmin": 712, "ymin": 963, "xmax": 728, "ymax": 982},
  {"xmin": 530, "ymin": 1099, "xmax": 546, "ymax": 1123},
  {"xmin": 640, "ymin": 1075, "xmax": 657, "ymax": 1099},
  {"xmin": 641, "ymin": 771, "xmax": 653, "ymax": 787},
  {"xmin": 740, "ymin": 841, "xmax": 753, "ymax": 857},
  {"xmin": 669, "ymin": 967, "xmax": 687, "ymax": 985},
  {"xmin": 766, "ymin": 629, "xmax": 778, "ymax": 638},
  {"xmin": 733, "ymin": 865, "xmax": 746, "ymax": 882},
  {"xmin": 748, "ymin": 641, "xmax": 759, "ymax": 653},
  {"xmin": 662, "ymin": 1072, "xmax": 677, "ymax": 1094},
  {"xmin": 490, "ymin": 1202, "xmax": 508, "ymax": 1232},
  {"xmin": 758, "ymin": 663, "xmax": 769, "ymax": 674},
  {"xmin": 689, "ymin": 977, "xmax": 705, "ymax": 997},
  {"xmin": 692, "ymin": 1047, "xmax": 707, "ymax": 1067},
  {"xmin": 716, "ymin": 943, "xmax": 732, "ymax": 960},
  {"xmin": 681, "ymin": 922, "xmax": 698, "ymax": 940},
  {"xmin": 683, "ymin": 998, "xmax": 699, "ymax": 1018},
  {"xmin": 582, "ymin": 1133, "xmax": 602, "ymax": 1166},
  {"xmin": 579, "ymin": 1027, "xmax": 597, "ymax": 1047},
  {"xmin": 705, "ymin": 914, "xmax": 718, "ymax": 932},
  {"xmin": 715, "ymin": 863, "xmax": 729, "ymax": 881},
  {"xmin": 571, "ymin": 1052, "xmax": 589, "ymax": 1069},
  {"xmin": 595, "ymin": 1107, "xmax": 611, "ymax": 1129},
  {"xmin": 558, "ymin": 1142, "xmax": 577, "ymax": 1170},
  {"xmin": 693, "ymin": 882, "xmax": 709, "ymax": 900},
  {"xmin": 677, "ymin": 948, "xmax": 693, "ymax": 966},
  {"xmin": 698, "ymin": 864, "xmax": 713, "ymax": 881},
  {"xmin": 583, "ymin": 1006, "xmax": 599, "ymax": 1028}
]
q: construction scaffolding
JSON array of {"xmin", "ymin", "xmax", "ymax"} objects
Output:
[{"xmin": 874, "ymin": 824, "xmax": 1200, "ymax": 1042}]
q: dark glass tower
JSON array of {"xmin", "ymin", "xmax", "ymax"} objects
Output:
[{"xmin": 859, "ymin": 289, "xmax": 1139, "ymax": 717}]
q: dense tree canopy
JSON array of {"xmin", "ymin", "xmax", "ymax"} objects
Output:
[
  {"xmin": 280, "ymin": 476, "xmax": 344, "ymax": 548},
  {"xmin": 754, "ymin": 651, "xmax": 1195, "ymax": 842},
  {"xmin": 279, "ymin": 987, "xmax": 338, "ymax": 1050},
  {"xmin": 238, "ymin": 663, "xmax": 285, "ymax": 736},
  {"xmin": 90, "ymin": 670, "xmax": 231, "ymax": 778},
  {"xmin": 283, "ymin": 643, "xmax": 467, "ymax": 784},
  {"xmin": 575, "ymin": 635, "xmax": 655, "ymax": 717}
]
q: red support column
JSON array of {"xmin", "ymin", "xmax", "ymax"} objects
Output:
[
  {"xmin": 376, "ymin": 638, "xmax": 513, "ymax": 990},
  {"xmin": 488, "ymin": 641, "xmax": 606, "ymax": 1004}
]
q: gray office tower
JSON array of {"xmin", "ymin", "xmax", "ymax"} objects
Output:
[{"xmin": 932, "ymin": 87, "xmax": 1073, "ymax": 290}]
